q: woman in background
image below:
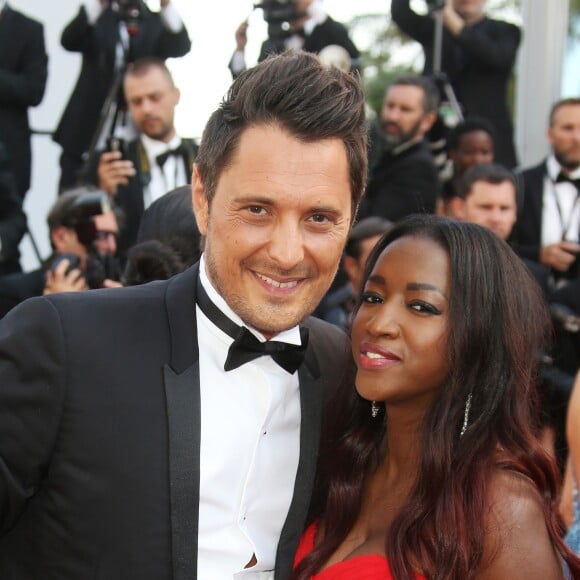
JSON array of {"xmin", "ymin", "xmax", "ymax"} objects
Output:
[{"xmin": 294, "ymin": 215, "xmax": 579, "ymax": 579}]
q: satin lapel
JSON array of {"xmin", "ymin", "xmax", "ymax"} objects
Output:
[
  {"xmin": 163, "ymin": 264, "xmax": 200, "ymax": 579},
  {"xmin": 275, "ymin": 347, "xmax": 323, "ymax": 580},
  {"xmin": 164, "ymin": 362, "xmax": 200, "ymax": 580}
]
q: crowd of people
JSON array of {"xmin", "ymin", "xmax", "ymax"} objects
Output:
[{"xmin": 0, "ymin": 0, "xmax": 580, "ymax": 578}]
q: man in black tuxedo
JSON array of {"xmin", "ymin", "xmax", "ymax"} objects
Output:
[
  {"xmin": 358, "ymin": 75, "xmax": 440, "ymax": 222},
  {"xmin": 230, "ymin": 0, "xmax": 359, "ymax": 78},
  {"xmin": 54, "ymin": 0, "xmax": 191, "ymax": 191},
  {"xmin": 392, "ymin": 0, "xmax": 521, "ymax": 169},
  {"xmin": 513, "ymin": 98, "xmax": 580, "ymax": 288},
  {"xmin": 0, "ymin": 1, "xmax": 48, "ymax": 199},
  {"xmin": 0, "ymin": 51, "xmax": 368, "ymax": 579},
  {"xmin": 96, "ymin": 58, "xmax": 197, "ymax": 261}
]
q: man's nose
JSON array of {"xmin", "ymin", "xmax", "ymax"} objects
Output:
[{"xmin": 267, "ymin": 220, "xmax": 305, "ymax": 270}]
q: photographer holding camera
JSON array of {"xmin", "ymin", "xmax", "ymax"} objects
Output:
[
  {"xmin": 53, "ymin": 0, "xmax": 191, "ymax": 192},
  {"xmin": 229, "ymin": 0, "xmax": 359, "ymax": 78},
  {"xmin": 391, "ymin": 0, "xmax": 521, "ymax": 169},
  {"xmin": 0, "ymin": 188, "xmax": 121, "ymax": 318}
]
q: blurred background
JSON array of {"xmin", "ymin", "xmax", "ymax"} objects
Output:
[{"xmin": 11, "ymin": 0, "xmax": 580, "ymax": 268}]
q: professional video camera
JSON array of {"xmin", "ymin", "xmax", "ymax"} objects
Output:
[
  {"xmin": 254, "ymin": 0, "xmax": 307, "ymax": 40},
  {"xmin": 59, "ymin": 189, "xmax": 120, "ymax": 288}
]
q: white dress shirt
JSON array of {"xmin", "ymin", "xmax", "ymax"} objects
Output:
[
  {"xmin": 196, "ymin": 255, "xmax": 302, "ymax": 579},
  {"xmin": 140, "ymin": 133, "xmax": 187, "ymax": 207},
  {"xmin": 542, "ymin": 155, "xmax": 580, "ymax": 246}
]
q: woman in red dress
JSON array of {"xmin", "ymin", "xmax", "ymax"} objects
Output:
[{"xmin": 294, "ymin": 214, "xmax": 580, "ymax": 579}]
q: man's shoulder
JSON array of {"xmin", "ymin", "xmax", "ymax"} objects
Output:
[
  {"xmin": 3, "ymin": 6, "xmax": 44, "ymax": 32},
  {"xmin": 303, "ymin": 315, "xmax": 350, "ymax": 358},
  {"xmin": 484, "ymin": 16, "xmax": 521, "ymax": 36},
  {"xmin": 516, "ymin": 160, "xmax": 546, "ymax": 184}
]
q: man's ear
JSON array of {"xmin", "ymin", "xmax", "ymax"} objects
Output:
[
  {"xmin": 50, "ymin": 226, "xmax": 73, "ymax": 252},
  {"xmin": 449, "ymin": 196, "xmax": 466, "ymax": 220},
  {"xmin": 421, "ymin": 110, "xmax": 437, "ymax": 134},
  {"xmin": 192, "ymin": 164, "xmax": 209, "ymax": 236}
]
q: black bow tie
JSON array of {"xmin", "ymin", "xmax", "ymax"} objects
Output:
[
  {"xmin": 196, "ymin": 277, "xmax": 309, "ymax": 374},
  {"xmin": 556, "ymin": 172, "xmax": 580, "ymax": 190},
  {"xmin": 156, "ymin": 145, "xmax": 184, "ymax": 168}
]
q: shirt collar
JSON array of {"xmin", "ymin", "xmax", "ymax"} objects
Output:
[
  {"xmin": 198, "ymin": 254, "xmax": 302, "ymax": 346},
  {"xmin": 140, "ymin": 133, "xmax": 181, "ymax": 162},
  {"xmin": 547, "ymin": 154, "xmax": 580, "ymax": 181}
]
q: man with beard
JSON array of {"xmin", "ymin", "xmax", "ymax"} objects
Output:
[
  {"xmin": 358, "ymin": 75, "xmax": 440, "ymax": 222},
  {"xmin": 95, "ymin": 58, "xmax": 198, "ymax": 261},
  {"xmin": 513, "ymin": 98, "xmax": 580, "ymax": 288}
]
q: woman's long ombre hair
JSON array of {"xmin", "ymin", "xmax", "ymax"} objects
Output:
[{"xmin": 294, "ymin": 215, "xmax": 580, "ymax": 579}]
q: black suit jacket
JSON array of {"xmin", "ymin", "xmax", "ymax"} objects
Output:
[
  {"xmin": 0, "ymin": 5, "xmax": 48, "ymax": 197},
  {"xmin": 512, "ymin": 160, "xmax": 546, "ymax": 262},
  {"xmin": 391, "ymin": 0, "xmax": 521, "ymax": 168},
  {"xmin": 359, "ymin": 132, "xmax": 440, "ymax": 222},
  {"xmin": 53, "ymin": 2, "xmax": 191, "ymax": 158},
  {"xmin": 106, "ymin": 137, "xmax": 198, "ymax": 260},
  {"xmin": 0, "ymin": 263, "xmax": 351, "ymax": 579}
]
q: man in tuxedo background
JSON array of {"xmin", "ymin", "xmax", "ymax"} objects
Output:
[
  {"xmin": 96, "ymin": 58, "xmax": 197, "ymax": 260},
  {"xmin": 229, "ymin": 0, "xmax": 359, "ymax": 78},
  {"xmin": 53, "ymin": 0, "xmax": 191, "ymax": 191},
  {"xmin": 0, "ymin": 51, "xmax": 367, "ymax": 579},
  {"xmin": 513, "ymin": 98, "xmax": 580, "ymax": 286},
  {"xmin": 0, "ymin": 0, "xmax": 48, "ymax": 199}
]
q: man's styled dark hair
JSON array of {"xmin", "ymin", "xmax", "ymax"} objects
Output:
[
  {"xmin": 295, "ymin": 214, "xmax": 580, "ymax": 580},
  {"xmin": 195, "ymin": 51, "xmax": 368, "ymax": 216},
  {"xmin": 344, "ymin": 216, "xmax": 392, "ymax": 260},
  {"xmin": 387, "ymin": 74, "xmax": 440, "ymax": 115},
  {"xmin": 457, "ymin": 162, "xmax": 516, "ymax": 200},
  {"xmin": 446, "ymin": 116, "xmax": 496, "ymax": 152},
  {"xmin": 549, "ymin": 97, "xmax": 580, "ymax": 126}
]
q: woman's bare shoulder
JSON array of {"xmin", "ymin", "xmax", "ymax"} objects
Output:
[{"xmin": 477, "ymin": 469, "xmax": 563, "ymax": 580}]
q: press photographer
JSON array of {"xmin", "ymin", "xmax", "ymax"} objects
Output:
[
  {"xmin": 0, "ymin": 188, "xmax": 121, "ymax": 319},
  {"xmin": 391, "ymin": 0, "xmax": 521, "ymax": 168},
  {"xmin": 229, "ymin": 0, "xmax": 359, "ymax": 78},
  {"xmin": 53, "ymin": 0, "xmax": 191, "ymax": 192}
]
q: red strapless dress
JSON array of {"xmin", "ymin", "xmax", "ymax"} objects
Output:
[{"xmin": 294, "ymin": 522, "xmax": 426, "ymax": 579}]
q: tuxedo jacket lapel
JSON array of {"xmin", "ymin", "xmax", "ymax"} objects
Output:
[
  {"xmin": 275, "ymin": 345, "xmax": 323, "ymax": 580},
  {"xmin": 163, "ymin": 264, "xmax": 200, "ymax": 580}
]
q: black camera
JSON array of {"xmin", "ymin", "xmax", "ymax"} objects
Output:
[
  {"xmin": 106, "ymin": 136, "xmax": 127, "ymax": 160},
  {"xmin": 254, "ymin": 0, "xmax": 305, "ymax": 40}
]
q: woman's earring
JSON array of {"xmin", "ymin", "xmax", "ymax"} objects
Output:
[
  {"xmin": 460, "ymin": 392, "xmax": 473, "ymax": 437},
  {"xmin": 371, "ymin": 401, "xmax": 380, "ymax": 418}
]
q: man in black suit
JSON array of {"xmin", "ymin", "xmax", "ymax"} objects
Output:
[
  {"xmin": 392, "ymin": 0, "xmax": 521, "ymax": 168},
  {"xmin": 96, "ymin": 58, "xmax": 197, "ymax": 260},
  {"xmin": 0, "ymin": 51, "xmax": 368, "ymax": 579},
  {"xmin": 513, "ymin": 98, "xmax": 580, "ymax": 288},
  {"xmin": 230, "ymin": 0, "xmax": 359, "ymax": 78},
  {"xmin": 0, "ymin": 1, "xmax": 48, "ymax": 199},
  {"xmin": 54, "ymin": 0, "xmax": 191, "ymax": 191},
  {"xmin": 358, "ymin": 74, "xmax": 440, "ymax": 222}
]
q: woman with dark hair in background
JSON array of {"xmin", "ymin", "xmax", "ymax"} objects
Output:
[{"xmin": 294, "ymin": 215, "xmax": 579, "ymax": 579}]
